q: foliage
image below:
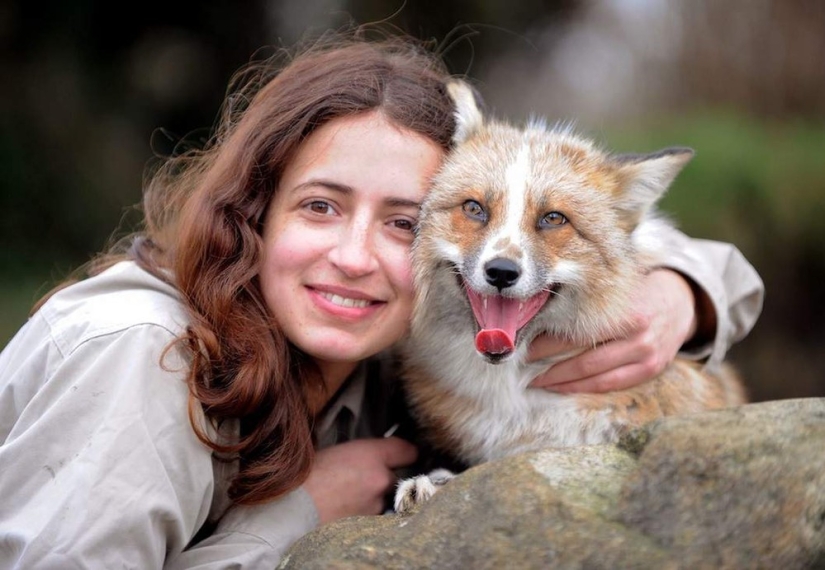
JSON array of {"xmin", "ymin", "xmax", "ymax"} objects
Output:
[{"xmin": 606, "ymin": 111, "xmax": 825, "ymax": 252}]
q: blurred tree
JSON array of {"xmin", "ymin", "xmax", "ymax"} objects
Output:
[
  {"xmin": 346, "ymin": 0, "xmax": 582, "ymax": 74},
  {"xmin": 0, "ymin": 0, "xmax": 270, "ymax": 276},
  {"xmin": 674, "ymin": 0, "xmax": 825, "ymax": 118}
]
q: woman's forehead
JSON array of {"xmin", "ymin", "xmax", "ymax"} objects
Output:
[{"xmin": 281, "ymin": 112, "xmax": 445, "ymax": 199}]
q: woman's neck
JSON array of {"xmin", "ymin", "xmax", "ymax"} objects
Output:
[{"xmin": 307, "ymin": 360, "xmax": 358, "ymax": 415}]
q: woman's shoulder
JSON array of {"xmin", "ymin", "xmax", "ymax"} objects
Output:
[
  {"xmin": 2, "ymin": 260, "xmax": 223, "ymax": 499},
  {"xmin": 38, "ymin": 260, "xmax": 191, "ymax": 357},
  {"xmin": 2, "ymin": 261, "xmax": 198, "ymax": 427}
]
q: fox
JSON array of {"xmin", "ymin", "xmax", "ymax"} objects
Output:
[{"xmin": 393, "ymin": 80, "xmax": 747, "ymax": 513}]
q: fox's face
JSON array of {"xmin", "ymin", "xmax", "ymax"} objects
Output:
[{"xmin": 411, "ymin": 80, "xmax": 693, "ymax": 363}]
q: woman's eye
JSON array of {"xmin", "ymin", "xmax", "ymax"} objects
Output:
[
  {"xmin": 462, "ymin": 200, "xmax": 487, "ymax": 222},
  {"xmin": 307, "ymin": 200, "xmax": 334, "ymax": 215},
  {"xmin": 392, "ymin": 218, "xmax": 416, "ymax": 232},
  {"xmin": 539, "ymin": 211, "xmax": 568, "ymax": 228}
]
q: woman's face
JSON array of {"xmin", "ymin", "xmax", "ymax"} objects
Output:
[{"xmin": 260, "ymin": 111, "xmax": 444, "ymax": 385}]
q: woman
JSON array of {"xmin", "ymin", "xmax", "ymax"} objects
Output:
[{"xmin": 0, "ymin": 31, "xmax": 763, "ymax": 568}]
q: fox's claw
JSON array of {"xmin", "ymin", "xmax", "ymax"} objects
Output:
[{"xmin": 393, "ymin": 468, "xmax": 455, "ymax": 514}]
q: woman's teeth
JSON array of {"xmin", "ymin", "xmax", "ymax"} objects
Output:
[{"xmin": 321, "ymin": 292, "xmax": 371, "ymax": 308}]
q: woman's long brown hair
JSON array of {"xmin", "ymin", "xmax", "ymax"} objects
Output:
[{"xmin": 36, "ymin": 29, "xmax": 457, "ymax": 505}]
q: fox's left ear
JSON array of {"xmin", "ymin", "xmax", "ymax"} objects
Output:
[
  {"xmin": 612, "ymin": 147, "xmax": 694, "ymax": 215},
  {"xmin": 446, "ymin": 79, "xmax": 484, "ymax": 144}
]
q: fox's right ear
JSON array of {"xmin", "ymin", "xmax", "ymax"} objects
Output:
[
  {"xmin": 446, "ymin": 79, "xmax": 484, "ymax": 144},
  {"xmin": 613, "ymin": 147, "xmax": 695, "ymax": 216}
]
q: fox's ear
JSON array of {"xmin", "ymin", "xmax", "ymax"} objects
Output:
[
  {"xmin": 613, "ymin": 147, "xmax": 694, "ymax": 214},
  {"xmin": 446, "ymin": 79, "xmax": 484, "ymax": 144}
]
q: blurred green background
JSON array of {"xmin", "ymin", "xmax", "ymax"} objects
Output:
[{"xmin": 2, "ymin": 0, "xmax": 823, "ymax": 402}]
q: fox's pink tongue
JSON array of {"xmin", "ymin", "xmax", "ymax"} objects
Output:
[
  {"xmin": 465, "ymin": 285, "xmax": 551, "ymax": 357},
  {"xmin": 475, "ymin": 329, "xmax": 514, "ymax": 355}
]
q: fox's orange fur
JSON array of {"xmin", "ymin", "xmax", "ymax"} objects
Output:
[{"xmin": 394, "ymin": 81, "xmax": 746, "ymax": 511}]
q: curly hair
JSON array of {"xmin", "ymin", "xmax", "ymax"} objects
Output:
[{"xmin": 40, "ymin": 29, "xmax": 458, "ymax": 505}]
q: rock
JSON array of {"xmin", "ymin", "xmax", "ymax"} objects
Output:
[
  {"xmin": 280, "ymin": 398, "xmax": 825, "ymax": 569},
  {"xmin": 615, "ymin": 397, "xmax": 825, "ymax": 568}
]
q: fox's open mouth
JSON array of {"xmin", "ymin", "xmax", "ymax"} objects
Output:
[{"xmin": 462, "ymin": 279, "xmax": 557, "ymax": 360}]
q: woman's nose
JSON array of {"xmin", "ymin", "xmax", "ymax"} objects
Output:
[{"xmin": 328, "ymin": 221, "xmax": 380, "ymax": 277}]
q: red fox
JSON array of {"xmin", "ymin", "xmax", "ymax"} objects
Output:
[{"xmin": 394, "ymin": 80, "xmax": 746, "ymax": 513}]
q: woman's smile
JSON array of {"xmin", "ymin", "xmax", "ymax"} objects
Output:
[{"xmin": 308, "ymin": 284, "xmax": 384, "ymax": 316}]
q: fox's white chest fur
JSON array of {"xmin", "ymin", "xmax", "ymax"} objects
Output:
[{"xmin": 402, "ymin": 310, "xmax": 625, "ymax": 465}]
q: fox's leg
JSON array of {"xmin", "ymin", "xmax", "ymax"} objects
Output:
[{"xmin": 393, "ymin": 468, "xmax": 455, "ymax": 514}]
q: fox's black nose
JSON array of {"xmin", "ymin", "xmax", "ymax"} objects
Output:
[{"xmin": 484, "ymin": 258, "xmax": 520, "ymax": 290}]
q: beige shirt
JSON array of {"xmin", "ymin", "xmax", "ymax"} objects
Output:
[{"xmin": 0, "ymin": 230, "xmax": 763, "ymax": 568}]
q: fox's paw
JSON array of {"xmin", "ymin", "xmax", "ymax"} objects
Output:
[{"xmin": 393, "ymin": 468, "xmax": 455, "ymax": 514}]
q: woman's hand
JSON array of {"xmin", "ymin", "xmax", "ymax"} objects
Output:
[
  {"xmin": 304, "ymin": 437, "xmax": 417, "ymax": 524},
  {"xmin": 528, "ymin": 269, "xmax": 699, "ymax": 394}
]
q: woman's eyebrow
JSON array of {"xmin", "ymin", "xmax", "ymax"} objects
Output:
[
  {"xmin": 293, "ymin": 179, "xmax": 422, "ymax": 209},
  {"xmin": 293, "ymin": 179, "xmax": 354, "ymax": 195},
  {"xmin": 385, "ymin": 197, "xmax": 422, "ymax": 209}
]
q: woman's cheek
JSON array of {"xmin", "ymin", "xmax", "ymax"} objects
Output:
[{"xmin": 395, "ymin": 243, "xmax": 417, "ymax": 297}]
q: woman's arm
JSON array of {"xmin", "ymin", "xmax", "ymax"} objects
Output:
[
  {"xmin": 527, "ymin": 227, "xmax": 764, "ymax": 393},
  {"xmin": 167, "ymin": 487, "xmax": 319, "ymax": 569},
  {"xmin": 656, "ymin": 231, "xmax": 765, "ymax": 367}
]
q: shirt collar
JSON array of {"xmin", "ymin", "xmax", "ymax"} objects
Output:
[{"xmin": 314, "ymin": 361, "xmax": 367, "ymax": 447}]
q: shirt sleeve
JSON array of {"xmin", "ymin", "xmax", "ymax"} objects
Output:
[
  {"xmin": 0, "ymin": 319, "xmax": 319, "ymax": 569},
  {"xmin": 653, "ymin": 226, "xmax": 765, "ymax": 368},
  {"xmin": 0, "ymin": 321, "xmax": 213, "ymax": 568},
  {"xmin": 166, "ymin": 488, "xmax": 319, "ymax": 570}
]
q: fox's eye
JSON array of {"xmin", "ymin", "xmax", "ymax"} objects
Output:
[
  {"xmin": 462, "ymin": 200, "xmax": 487, "ymax": 222},
  {"xmin": 539, "ymin": 211, "xmax": 568, "ymax": 228}
]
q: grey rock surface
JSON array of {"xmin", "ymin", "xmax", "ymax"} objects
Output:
[{"xmin": 280, "ymin": 398, "xmax": 825, "ymax": 569}]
